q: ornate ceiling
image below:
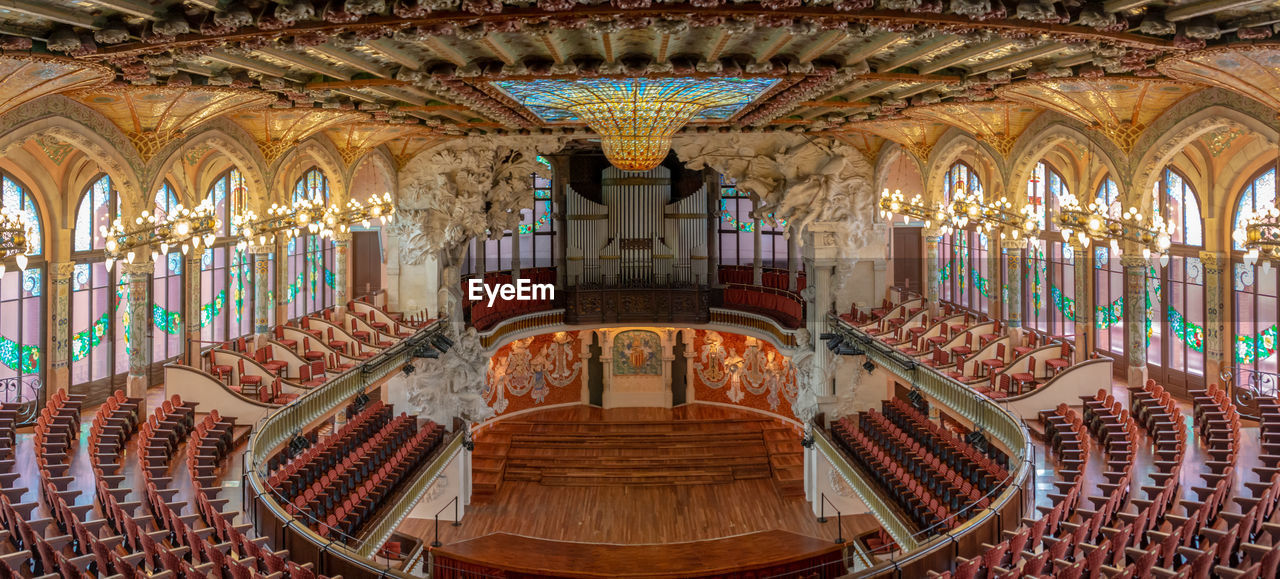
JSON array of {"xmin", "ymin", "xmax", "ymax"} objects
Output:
[{"xmin": 0, "ymin": 1, "xmax": 1279, "ymax": 160}]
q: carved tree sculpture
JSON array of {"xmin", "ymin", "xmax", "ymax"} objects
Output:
[
  {"xmin": 404, "ymin": 326, "xmax": 497, "ymax": 425},
  {"xmin": 672, "ymin": 133, "xmax": 875, "ymax": 253}
]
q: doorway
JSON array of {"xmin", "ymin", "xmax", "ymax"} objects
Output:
[
  {"xmin": 352, "ymin": 230, "xmax": 383, "ymax": 300},
  {"xmin": 891, "ymin": 226, "xmax": 924, "ymax": 294}
]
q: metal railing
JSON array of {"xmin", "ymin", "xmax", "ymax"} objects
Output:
[
  {"xmin": 812, "ymin": 431, "xmax": 918, "ymax": 551},
  {"xmin": 243, "ymin": 321, "xmax": 454, "ymax": 578}
]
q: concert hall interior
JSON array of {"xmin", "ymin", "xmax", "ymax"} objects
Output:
[{"xmin": 3, "ymin": 1, "xmax": 1280, "ymax": 578}]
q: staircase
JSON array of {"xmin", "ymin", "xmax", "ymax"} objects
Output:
[{"xmin": 471, "ymin": 413, "xmax": 805, "ymax": 500}]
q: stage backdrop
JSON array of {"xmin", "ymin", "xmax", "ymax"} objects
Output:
[
  {"xmin": 484, "ymin": 331, "xmax": 584, "ymax": 415},
  {"xmin": 690, "ymin": 330, "xmax": 800, "ymax": 421}
]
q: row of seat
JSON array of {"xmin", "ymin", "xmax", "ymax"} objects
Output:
[
  {"xmin": 265, "ymin": 402, "xmax": 393, "ymax": 501},
  {"xmin": 831, "ymin": 414, "xmax": 955, "ymax": 531},
  {"xmin": 883, "ymin": 398, "xmax": 1008, "ymax": 490}
]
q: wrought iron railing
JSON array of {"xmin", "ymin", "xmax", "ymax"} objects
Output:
[
  {"xmin": 0, "ymin": 375, "xmax": 41, "ymax": 425},
  {"xmin": 1222, "ymin": 366, "xmax": 1277, "ymax": 420}
]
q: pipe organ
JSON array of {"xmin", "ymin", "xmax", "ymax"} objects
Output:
[{"xmin": 566, "ymin": 166, "xmax": 709, "ymax": 288}]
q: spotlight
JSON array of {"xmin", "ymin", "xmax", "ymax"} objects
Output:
[
  {"xmin": 825, "ymin": 335, "xmax": 845, "ymax": 353},
  {"xmin": 862, "ymin": 360, "xmax": 876, "ymax": 373},
  {"xmin": 401, "ymin": 363, "xmax": 415, "ymax": 376},
  {"xmin": 430, "ymin": 333, "xmax": 454, "ymax": 352}
]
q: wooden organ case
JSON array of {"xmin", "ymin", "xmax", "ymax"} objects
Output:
[{"xmin": 564, "ymin": 164, "xmax": 711, "ymax": 324}]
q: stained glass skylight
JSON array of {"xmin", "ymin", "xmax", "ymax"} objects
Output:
[{"xmin": 492, "ymin": 77, "xmax": 779, "ymax": 171}]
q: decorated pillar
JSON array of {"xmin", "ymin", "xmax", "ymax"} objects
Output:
[
  {"xmin": 1072, "ymin": 240, "xmax": 1092, "ymax": 362},
  {"xmin": 49, "ymin": 262, "xmax": 75, "ymax": 392},
  {"xmin": 1200, "ymin": 251, "xmax": 1227, "ymax": 384},
  {"xmin": 276, "ymin": 236, "xmax": 290, "ymax": 326},
  {"xmin": 787, "ymin": 236, "xmax": 800, "ymax": 291},
  {"xmin": 123, "ymin": 260, "xmax": 153, "ymax": 398},
  {"xmin": 333, "ymin": 231, "xmax": 351, "ymax": 315},
  {"xmin": 184, "ymin": 253, "xmax": 202, "ymax": 366},
  {"xmin": 1121, "ymin": 253, "xmax": 1149, "ymax": 389},
  {"xmin": 252, "ymin": 246, "xmax": 272, "ymax": 342},
  {"xmin": 987, "ymin": 234, "xmax": 1002, "ymax": 320},
  {"xmin": 924, "ymin": 230, "xmax": 941, "ymax": 314},
  {"xmin": 1002, "ymin": 239, "xmax": 1026, "ymax": 331}
]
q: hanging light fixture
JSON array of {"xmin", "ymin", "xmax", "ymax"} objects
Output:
[
  {"xmin": 1055, "ymin": 141, "xmax": 1173, "ymax": 260},
  {"xmin": 101, "ymin": 199, "xmax": 218, "ymax": 272},
  {"xmin": 0, "ymin": 207, "xmax": 33, "ymax": 279},
  {"xmin": 942, "ymin": 188, "xmax": 1041, "ymax": 240},
  {"xmin": 493, "ymin": 77, "xmax": 779, "ymax": 171},
  {"xmin": 878, "ymin": 189, "xmax": 946, "ymax": 229}
]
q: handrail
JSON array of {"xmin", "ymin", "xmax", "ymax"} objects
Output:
[
  {"xmin": 812, "ymin": 430, "xmax": 918, "ymax": 551},
  {"xmin": 357, "ymin": 431, "xmax": 465, "ymax": 557},
  {"xmin": 826, "ymin": 313, "xmax": 1033, "ymax": 575},
  {"xmin": 243, "ymin": 322, "xmax": 449, "ymax": 578}
]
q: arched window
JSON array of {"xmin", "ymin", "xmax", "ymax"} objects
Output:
[
  {"xmin": 151, "ymin": 182, "xmax": 183, "ymax": 364},
  {"xmin": 1234, "ymin": 166, "xmax": 1280, "ymax": 384},
  {"xmin": 1024, "ymin": 161, "xmax": 1074, "ymax": 337},
  {"xmin": 70, "ymin": 175, "xmax": 128, "ymax": 389},
  {"xmin": 202, "ymin": 169, "xmax": 258, "ymax": 344},
  {"xmin": 1147, "ymin": 167, "xmax": 1205, "ymax": 392},
  {"xmin": 1094, "ymin": 178, "xmax": 1124, "ymax": 361},
  {"xmin": 0, "ymin": 173, "xmax": 45, "ymax": 410},
  {"xmin": 465, "ymin": 156, "xmax": 567, "ymax": 277},
  {"xmin": 939, "ymin": 162, "xmax": 988, "ymax": 313},
  {"xmin": 287, "ymin": 168, "xmax": 334, "ymax": 319}
]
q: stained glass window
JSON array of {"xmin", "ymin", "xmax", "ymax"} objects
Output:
[
  {"xmin": 1234, "ymin": 168, "xmax": 1275, "ymax": 251},
  {"xmin": 288, "ymin": 168, "xmax": 334, "ymax": 319},
  {"xmin": 491, "ymin": 77, "xmax": 780, "ymax": 124},
  {"xmin": 0, "ymin": 172, "xmax": 43, "ymax": 407},
  {"xmin": 941, "ymin": 163, "xmax": 988, "ymax": 313},
  {"xmin": 1235, "ymin": 166, "xmax": 1280, "ymax": 380},
  {"xmin": 71, "ymin": 175, "xmax": 127, "ymax": 391},
  {"xmin": 1094, "ymin": 245, "xmax": 1125, "ymax": 356},
  {"xmin": 204, "ymin": 169, "xmax": 254, "ymax": 343},
  {"xmin": 1024, "ymin": 161, "xmax": 1074, "ymax": 339},
  {"xmin": 151, "ymin": 182, "xmax": 183, "ymax": 362},
  {"xmin": 1096, "ymin": 178, "xmax": 1121, "ymax": 219},
  {"xmin": 1153, "ymin": 168, "xmax": 1203, "ymax": 246}
]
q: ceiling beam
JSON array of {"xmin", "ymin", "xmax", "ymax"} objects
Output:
[
  {"xmin": 336, "ymin": 88, "xmax": 378, "ymax": 103},
  {"xmin": 798, "ymin": 30, "xmax": 848, "ymax": 63},
  {"xmin": 540, "ymin": 33, "xmax": 564, "ymax": 64},
  {"xmin": 966, "ymin": 43, "xmax": 1068, "ymax": 75},
  {"xmin": 309, "ymin": 45, "xmax": 393, "ymax": 77},
  {"xmin": 206, "ymin": 50, "xmax": 306, "ymax": 82},
  {"xmin": 0, "ymin": 0, "xmax": 97, "ymax": 28},
  {"xmin": 1102, "ymin": 0, "xmax": 1156, "ymax": 11},
  {"xmin": 481, "ymin": 36, "xmax": 518, "ymax": 66},
  {"xmin": 422, "ymin": 36, "xmax": 470, "ymax": 67},
  {"xmin": 186, "ymin": 0, "xmax": 221, "ymax": 12},
  {"xmin": 891, "ymin": 82, "xmax": 944, "ymax": 100},
  {"xmin": 799, "ymin": 100, "xmax": 872, "ymax": 108},
  {"xmin": 877, "ymin": 37, "xmax": 965, "ymax": 73},
  {"xmin": 258, "ymin": 48, "xmax": 352, "ymax": 81},
  {"xmin": 1165, "ymin": 0, "xmax": 1272, "ymax": 21},
  {"xmin": 916, "ymin": 40, "xmax": 1016, "ymax": 75},
  {"xmin": 839, "ymin": 81, "xmax": 896, "ymax": 102},
  {"xmin": 87, "ymin": 0, "xmax": 158, "ymax": 20},
  {"xmin": 397, "ymin": 104, "xmax": 470, "ymax": 112},
  {"xmin": 367, "ymin": 39, "xmax": 422, "ymax": 71},
  {"xmin": 842, "ymin": 33, "xmax": 906, "ymax": 66},
  {"xmin": 705, "ymin": 28, "xmax": 731, "ymax": 62},
  {"xmin": 756, "ymin": 30, "xmax": 794, "ymax": 63},
  {"xmin": 601, "ymin": 32, "xmax": 614, "ymax": 63},
  {"xmin": 656, "ymin": 33, "xmax": 671, "ymax": 62}
]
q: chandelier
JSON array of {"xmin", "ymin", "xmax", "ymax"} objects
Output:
[
  {"xmin": 879, "ymin": 189, "xmax": 946, "ymax": 227},
  {"xmin": 1234, "ymin": 207, "xmax": 1280, "ymax": 264},
  {"xmin": 493, "ymin": 77, "xmax": 779, "ymax": 171},
  {"xmin": 1055, "ymin": 193, "xmax": 1172, "ymax": 258},
  {"xmin": 334, "ymin": 193, "xmax": 396, "ymax": 234},
  {"xmin": 943, "ymin": 189, "xmax": 1042, "ymax": 240},
  {"xmin": 232, "ymin": 198, "xmax": 330, "ymax": 251},
  {"xmin": 101, "ymin": 200, "xmax": 218, "ymax": 271},
  {"xmin": 0, "ymin": 207, "xmax": 32, "ymax": 278}
]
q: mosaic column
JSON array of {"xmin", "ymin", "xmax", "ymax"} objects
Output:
[
  {"xmin": 123, "ymin": 260, "xmax": 154, "ymax": 398},
  {"xmin": 987, "ymin": 236, "xmax": 1002, "ymax": 321},
  {"xmin": 1072, "ymin": 240, "xmax": 1092, "ymax": 362},
  {"xmin": 1001, "ymin": 239, "xmax": 1026, "ymax": 330},
  {"xmin": 924, "ymin": 231, "xmax": 941, "ymax": 315},
  {"xmin": 184, "ymin": 254, "xmax": 202, "ymax": 366},
  {"xmin": 252, "ymin": 245, "xmax": 272, "ymax": 343},
  {"xmin": 276, "ymin": 237, "xmax": 289, "ymax": 327},
  {"xmin": 49, "ymin": 262, "xmax": 75, "ymax": 393},
  {"xmin": 334, "ymin": 231, "xmax": 351, "ymax": 316},
  {"xmin": 1121, "ymin": 253, "xmax": 1149, "ymax": 390},
  {"xmin": 1200, "ymin": 251, "xmax": 1226, "ymax": 384}
]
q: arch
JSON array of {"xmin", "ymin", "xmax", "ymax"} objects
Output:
[
  {"xmin": 0, "ymin": 98, "xmax": 144, "ymax": 221},
  {"xmin": 72, "ymin": 174, "xmax": 118, "ymax": 253},
  {"xmin": 275, "ymin": 138, "xmax": 347, "ymax": 207},
  {"xmin": 145, "ymin": 121, "xmax": 270, "ymax": 213},
  {"xmin": 1230, "ymin": 164, "xmax": 1276, "ymax": 252},
  {"xmin": 1007, "ymin": 118, "xmax": 1124, "ymax": 205},
  {"xmin": 925, "ymin": 130, "xmax": 1003, "ymax": 204},
  {"xmin": 350, "ymin": 147, "xmax": 399, "ymax": 201},
  {"xmin": 874, "ymin": 147, "xmax": 925, "ymax": 202},
  {"xmin": 1131, "ymin": 104, "xmax": 1277, "ymax": 210},
  {"xmin": 0, "ymin": 171, "xmax": 46, "ymax": 258},
  {"xmin": 1155, "ymin": 167, "xmax": 1205, "ymax": 247}
]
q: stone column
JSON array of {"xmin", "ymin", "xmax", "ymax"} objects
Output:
[
  {"xmin": 276, "ymin": 237, "xmax": 290, "ymax": 326},
  {"xmin": 1122, "ymin": 253, "xmax": 1149, "ymax": 389},
  {"xmin": 184, "ymin": 253, "xmax": 202, "ymax": 366},
  {"xmin": 924, "ymin": 230, "xmax": 941, "ymax": 315},
  {"xmin": 706, "ymin": 170, "xmax": 720, "ymax": 288},
  {"xmin": 49, "ymin": 262, "xmax": 75, "ymax": 392},
  {"xmin": 122, "ymin": 260, "xmax": 154, "ymax": 398},
  {"xmin": 333, "ymin": 231, "xmax": 351, "ymax": 315},
  {"xmin": 987, "ymin": 234, "xmax": 1002, "ymax": 320},
  {"xmin": 1200, "ymin": 251, "xmax": 1227, "ymax": 384},
  {"xmin": 252, "ymin": 245, "xmax": 272, "ymax": 343},
  {"xmin": 511, "ymin": 224, "xmax": 522, "ymax": 280},
  {"xmin": 1072, "ymin": 240, "xmax": 1092, "ymax": 362},
  {"xmin": 752, "ymin": 217, "xmax": 763, "ymax": 286},
  {"xmin": 1002, "ymin": 239, "xmax": 1026, "ymax": 333}
]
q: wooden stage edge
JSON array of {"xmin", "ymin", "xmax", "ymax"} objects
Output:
[{"xmin": 431, "ymin": 530, "xmax": 845, "ymax": 578}]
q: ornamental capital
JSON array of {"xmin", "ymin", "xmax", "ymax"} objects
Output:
[{"xmin": 120, "ymin": 260, "xmax": 155, "ymax": 276}]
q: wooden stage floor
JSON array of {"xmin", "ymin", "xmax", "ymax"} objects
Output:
[{"xmin": 400, "ymin": 405, "xmax": 877, "ymax": 546}]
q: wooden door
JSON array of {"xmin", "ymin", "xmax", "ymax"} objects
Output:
[
  {"xmin": 351, "ymin": 231, "xmax": 383, "ymax": 300},
  {"xmin": 891, "ymin": 226, "xmax": 924, "ymax": 294}
]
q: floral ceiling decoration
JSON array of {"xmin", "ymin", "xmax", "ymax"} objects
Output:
[
  {"xmin": 1157, "ymin": 44, "xmax": 1280, "ymax": 112},
  {"xmin": 996, "ymin": 78, "xmax": 1202, "ymax": 152},
  {"xmin": 71, "ymin": 86, "xmax": 275, "ymax": 161},
  {"xmin": 0, "ymin": 54, "xmax": 112, "ymax": 118},
  {"xmin": 230, "ymin": 107, "xmax": 370, "ymax": 163},
  {"xmin": 904, "ymin": 101, "xmax": 1044, "ymax": 157}
]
